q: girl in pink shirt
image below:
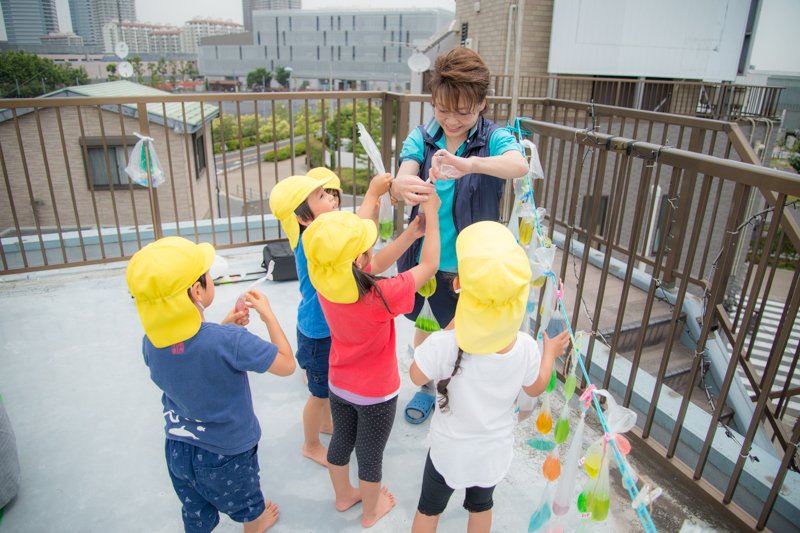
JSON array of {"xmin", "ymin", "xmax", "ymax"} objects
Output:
[{"xmin": 303, "ymin": 192, "xmax": 440, "ymax": 528}]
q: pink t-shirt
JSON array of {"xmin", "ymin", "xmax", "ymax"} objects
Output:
[{"xmin": 318, "ymin": 271, "xmax": 415, "ymax": 398}]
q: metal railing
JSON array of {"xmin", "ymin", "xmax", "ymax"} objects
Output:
[
  {"xmin": 491, "ymin": 74, "xmax": 784, "ymax": 121},
  {"xmin": 1, "ymin": 90, "xmax": 799, "ymax": 530}
]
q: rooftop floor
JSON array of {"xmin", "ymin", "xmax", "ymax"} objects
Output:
[{"xmin": 0, "ymin": 246, "xmax": 742, "ymax": 532}]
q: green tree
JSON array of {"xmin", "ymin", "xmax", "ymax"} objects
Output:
[
  {"xmin": 274, "ymin": 65, "xmax": 291, "ymax": 89},
  {"xmin": 130, "ymin": 55, "xmax": 145, "ymax": 84},
  {"xmin": 246, "ymin": 68, "xmax": 272, "ymax": 91},
  {"xmin": 181, "ymin": 61, "xmax": 198, "ymax": 80},
  {"xmin": 106, "ymin": 63, "xmax": 119, "ymax": 82},
  {"xmin": 0, "ymin": 50, "xmax": 88, "ymax": 97},
  {"xmin": 325, "ymin": 102, "xmax": 382, "ymax": 159}
]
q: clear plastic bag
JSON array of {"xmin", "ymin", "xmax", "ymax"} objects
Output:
[
  {"xmin": 414, "ymin": 298, "xmax": 440, "ymax": 333},
  {"xmin": 378, "ymin": 193, "xmax": 393, "ymax": 241},
  {"xmin": 125, "ymin": 133, "xmax": 165, "ymax": 187}
]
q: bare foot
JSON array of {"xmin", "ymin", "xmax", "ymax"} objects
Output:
[
  {"xmin": 243, "ymin": 500, "xmax": 279, "ymax": 533},
  {"xmin": 335, "ymin": 486, "xmax": 362, "ymax": 512},
  {"xmin": 361, "ymin": 487, "xmax": 395, "ymax": 528},
  {"xmin": 301, "ymin": 442, "xmax": 329, "ymax": 467}
]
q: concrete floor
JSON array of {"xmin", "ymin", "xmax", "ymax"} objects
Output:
[{"xmin": 0, "ymin": 246, "xmax": 737, "ymax": 532}]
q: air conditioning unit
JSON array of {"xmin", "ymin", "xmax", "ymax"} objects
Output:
[{"xmin": 464, "ymin": 37, "xmax": 475, "ymax": 50}]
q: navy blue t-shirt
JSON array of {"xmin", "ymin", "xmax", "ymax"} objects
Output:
[{"xmin": 143, "ymin": 322, "xmax": 278, "ymax": 456}]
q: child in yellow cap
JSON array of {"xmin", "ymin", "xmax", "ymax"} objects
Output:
[
  {"xmin": 268, "ymin": 170, "xmax": 391, "ymax": 467},
  {"xmin": 306, "ymin": 166, "xmax": 343, "ymax": 208},
  {"xmin": 125, "ymin": 236, "xmax": 296, "ymax": 533},
  {"xmin": 302, "ymin": 190, "xmax": 441, "ymax": 528},
  {"xmin": 408, "ymin": 222, "xmax": 570, "ymax": 533}
]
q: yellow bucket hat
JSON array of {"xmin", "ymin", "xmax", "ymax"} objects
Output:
[
  {"xmin": 306, "ymin": 167, "xmax": 342, "ymax": 192},
  {"xmin": 269, "ymin": 175, "xmax": 331, "ymax": 249},
  {"xmin": 303, "ymin": 211, "xmax": 377, "ymax": 304},
  {"xmin": 126, "ymin": 236, "xmax": 216, "ymax": 348},
  {"xmin": 455, "ymin": 221, "xmax": 532, "ymax": 354}
]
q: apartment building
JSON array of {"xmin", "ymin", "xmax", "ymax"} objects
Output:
[
  {"xmin": 181, "ymin": 18, "xmax": 245, "ymax": 55},
  {"xmin": 69, "ymin": 0, "xmax": 136, "ymax": 47}
]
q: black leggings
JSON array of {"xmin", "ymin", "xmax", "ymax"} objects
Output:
[{"xmin": 327, "ymin": 393, "xmax": 398, "ymax": 483}]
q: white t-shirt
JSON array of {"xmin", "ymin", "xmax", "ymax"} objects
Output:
[{"xmin": 414, "ymin": 329, "xmax": 541, "ymax": 489}]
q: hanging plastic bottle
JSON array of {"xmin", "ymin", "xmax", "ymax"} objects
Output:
[
  {"xmin": 537, "ymin": 276, "xmax": 557, "ymax": 340},
  {"xmin": 564, "ymin": 331, "xmax": 585, "ymax": 401},
  {"xmin": 553, "ymin": 402, "xmax": 570, "ymax": 445},
  {"xmin": 414, "ymin": 299, "xmax": 440, "ymax": 333},
  {"xmin": 518, "ymin": 202, "xmax": 535, "ymax": 247},
  {"xmin": 417, "ymin": 276, "xmax": 437, "ymax": 298},
  {"xmin": 583, "ymin": 437, "xmax": 603, "ymax": 479},
  {"xmin": 576, "ymin": 485, "xmax": 591, "ymax": 514},
  {"xmin": 527, "ymin": 436, "xmax": 556, "ymax": 452},
  {"xmin": 535, "ymin": 394, "xmax": 553, "ymax": 434},
  {"xmin": 588, "ymin": 443, "xmax": 612, "ymax": 522},
  {"xmin": 552, "ymin": 411, "xmax": 586, "ymax": 516},
  {"xmin": 543, "ymin": 449, "xmax": 561, "ymax": 482},
  {"xmin": 378, "ymin": 193, "xmax": 393, "ymax": 241},
  {"xmin": 528, "ymin": 483, "xmax": 554, "ymax": 532}
]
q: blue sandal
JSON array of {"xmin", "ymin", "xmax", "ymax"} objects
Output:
[{"xmin": 404, "ymin": 391, "xmax": 435, "ymax": 424}]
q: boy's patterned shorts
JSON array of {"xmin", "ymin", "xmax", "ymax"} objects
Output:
[{"xmin": 165, "ymin": 439, "xmax": 265, "ymax": 533}]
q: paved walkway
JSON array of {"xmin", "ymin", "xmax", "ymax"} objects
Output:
[{"xmin": 0, "ymin": 247, "xmax": 742, "ymax": 532}]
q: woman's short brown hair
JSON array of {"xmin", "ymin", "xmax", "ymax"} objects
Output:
[{"xmin": 427, "ymin": 47, "xmax": 491, "ymax": 114}]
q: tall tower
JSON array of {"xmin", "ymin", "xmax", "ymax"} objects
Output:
[
  {"xmin": 69, "ymin": 0, "xmax": 136, "ymax": 47},
  {"xmin": 0, "ymin": 0, "xmax": 59, "ymax": 46},
  {"xmin": 242, "ymin": 0, "xmax": 300, "ymax": 32}
]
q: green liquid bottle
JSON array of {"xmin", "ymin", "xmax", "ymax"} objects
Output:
[
  {"xmin": 576, "ymin": 488, "xmax": 591, "ymax": 513},
  {"xmin": 554, "ymin": 418, "xmax": 570, "ymax": 444},
  {"xmin": 546, "ymin": 369, "xmax": 557, "ymax": 393},
  {"xmin": 564, "ymin": 373, "xmax": 576, "ymax": 400},
  {"xmin": 590, "ymin": 494, "xmax": 610, "ymax": 521},
  {"xmin": 379, "ymin": 220, "xmax": 394, "ymax": 241}
]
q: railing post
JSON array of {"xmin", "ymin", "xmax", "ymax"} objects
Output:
[
  {"xmin": 137, "ymin": 102, "xmax": 162, "ymax": 240},
  {"xmin": 662, "ymin": 127, "xmax": 706, "ymax": 287}
]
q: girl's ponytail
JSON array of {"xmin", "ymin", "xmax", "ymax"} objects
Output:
[{"xmin": 436, "ymin": 347, "xmax": 465, "ymax": 412}]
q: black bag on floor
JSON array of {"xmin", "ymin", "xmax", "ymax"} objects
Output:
[{"xmin": 261, "ymin": 240, "xmax": 297, "ymax": 281}]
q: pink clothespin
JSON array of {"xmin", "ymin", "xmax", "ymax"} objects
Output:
[{"xmin": 579, "ymin": 384, "xmax": 597, "ymax": 411}]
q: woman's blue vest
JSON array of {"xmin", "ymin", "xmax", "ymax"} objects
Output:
[{"xmin": 397, "ymin": 115, "xmax": 504, "ymax": 273}]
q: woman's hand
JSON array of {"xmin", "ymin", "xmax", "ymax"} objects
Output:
[
  {"xmin": 429, "ymin": 149, "xmax": 474, "ymax": 182},
  {"xmin": 392, "ymin": 173, "xmax": 436, "ymax": 206}
]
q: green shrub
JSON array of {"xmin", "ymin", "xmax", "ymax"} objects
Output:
[
  {"xmin": 263, "ymin": 142, "xmax": 306, "ymax": 162},
  {"xmin": 336, "ymin": 167, "xmax": 372, "ymax": 196}
]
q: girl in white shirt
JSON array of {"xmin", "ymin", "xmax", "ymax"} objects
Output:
[{"xmin": 409, "ymin": 221, "xmax": 570, "ymax": 533}]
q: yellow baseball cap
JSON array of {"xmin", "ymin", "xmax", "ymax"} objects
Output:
[
  {"xmin": 306, "ymin": 167, "xmax": 342, "ymax": 192},
  {"xmin": 126, "ymin": 236, "xmax": 216, "ymax": 348},
  {"xmin": 269, "ymin": 175, "xmax": 331, "ymax": 249},
  {"xmin": 455, "ymin": 221, "xmax": 532, "ymax": 354},
  {"xmin": 303, "ymin": 211, "xmax": 377, "ymax": 304}
]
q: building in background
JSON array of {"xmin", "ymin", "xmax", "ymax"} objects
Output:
[
  {"xmin": 149, "ymin": 28, "xmax": 182, "ymax": 56},
  {"xmin": 102, "ymin": 20, "xmax": 178, "ymax": 54},
  {"xmin": 181, "ymin": 18, "xmax": 244, "ymax": 55},
  {"xmin": 454, "ymin": 0, "xmax": 753, "ymax": 83},
  {"xmin": 40, "ymin": 32, "xmax": 85, "ymax": 48},
  {"xmin": 0, "ymin": 0, "xmax": 59, "ymax": 46},
  {"xmin": 242, "ymin": 0, "xmax": 300, "ymax": 32},
  {"xmin": 68, "ymin": 0, "xmax": 136, "ymax": 48},
  {"xmin": 199, "ymin": 8, "xmax": 454, "ymax": 91}
]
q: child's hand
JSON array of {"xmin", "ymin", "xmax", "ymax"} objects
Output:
[
  {"xmin": 542, "ymin": 330, "xmax": 570, "ymax": 360},
  {"xmin": 421, "ymin": 188, "xmax": 441, "ymax": 213},
  {"xmin": 404, "ymin": 214, "xmax": 425, "ymax": 239},
  {"xmin": 222, "ymin": 307, "xmax": 250, "ymax": 327},
  {"xmin": 429, "ymin": 150, "xmax": 473, "ymax": 182},
  {"xmin": 367, "ymin": 172, "xmax": 392, "ymax": 197},
  {"xmin": 244, "ymin": 289, "xmax": 274, "ymax": 320}
]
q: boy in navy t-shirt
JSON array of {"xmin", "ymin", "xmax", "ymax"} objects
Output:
[{"xmin": 127, "ymin": 236, "xmax": 295, "ymax": 533}]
